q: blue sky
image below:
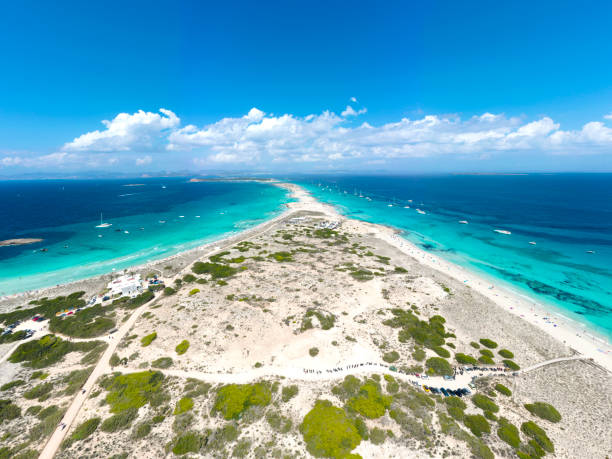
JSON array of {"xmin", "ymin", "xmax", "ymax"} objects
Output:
[{"xmin": 1, "ymin": 0, "xmax": 612, "ymax": 174}]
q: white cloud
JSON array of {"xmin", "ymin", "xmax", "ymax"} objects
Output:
[
  {"xmin": 63, "ymin": 109, "xmax": 179, "ymax": 152},
  {"xmin": 341, "ymin": 105, "xmax": 368, "ymax": 117},
  {"xmin": 604, "ymin": 113, "xmax": 612, "ymax": 120},
  {"xmin": 44, "ymin": 106, "xmax": 612, "ymax": 170},
  {"xmin": 135, "ymin": 155, "xmax": 152, "ymax": 166},
  {"xmin": 350, "ymin": 97, "xmax": 357, "ymax": 103}
]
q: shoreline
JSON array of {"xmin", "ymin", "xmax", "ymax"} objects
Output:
[{"xmin": 2, "ymin": 180, "xmax": 610, "ymax": 372}]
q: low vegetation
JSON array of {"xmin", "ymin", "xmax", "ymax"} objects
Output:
[
  {"xmin": 140, "ymin": 332, "xmax": 157, "ymax": 347},
  {"xmin": 463, "ymin": 414, "xmax": 491, "ymax": 437},
  {"xmin": 347, "ymin": 379, "xmax": 392, "ymax": 418},
  {"xmin": 382, "ymin": 351, "xmax": 399, "ymax": 363},
  {"xmin": 192, "ymin": 261, "xmax": 237, "ymax": 279},
  {"xmin": 503, "ymin": 359, "xmax": 520, "ymax": 371},
  {"xmin": 471, "ymin": 394, "xmax": 499, "ymax": 413},
  {"xmin": 521, "ymin": 421, "xmax": 554, "ymax": 453},
  {"xmin": 175, "ymin": 339, "xmax": 190, "ymax": 355},
  {"xmin": 281, "ymin": 385, "xmax": 299, "ymax": 402},
  {"xmin": 479, "ymin": 338, "xmax": 498, "ymax": 349},
  {"xmin": 524, "ymin": 402, "xmax": 561, "ymax": 423},
  {"xmin": 494, "ymin": 383, "xmax": 512, "ymax": 396},
  {"xmin": 425, "ymin": 357, "xmax": 453, "ymax": 376},
  {"xmin": 212, "ymin": 383, "xmax": 271, "ymax": 420},
  {"xmin": 101, "ymin": 371, "xmax": 166, "ymax": 413},
  {"xmin": 498, "ymin": 349, "xmax": 514, "ymax": 359},
  {"xmin": 151, "ymin": 357, "xmax": 173, "ymax": 369},
  {"xmin": 174, "ymin": 397, "xmax": 194, "ymax": 415},
  {"xmin": 63, "ymin": 417, "xmax": 100, "ymax": 449},
  {"xmin": 300, "ymin": 399, "xmax": 361, "ymax": 458},
  {"xmin": 497, "ymin": 417, "xmax": 520, "ymax": 448},
  {"xmin": 9, "ymin": 334, "xmax": 106, "ymax": 369},
  {"xmin": 0, "ymin": 399, "xmax": 21, "ymax": 422}
]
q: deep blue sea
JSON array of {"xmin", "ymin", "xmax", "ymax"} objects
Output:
[
  {"xmin": 296, "ymin": 174, "xmax": 612, "ymax": 341},
  {"xmin": 0, "ymin": 179, "xmax": 290, "ymax": 295}
]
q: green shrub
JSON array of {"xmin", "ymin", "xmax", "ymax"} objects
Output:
[
  {"xmin": 171, "ymin": 431, "xmax": 205, "ymax": 455},
  {"xmin": 26, "ymin": 405, "xmax": 42, "ymax": 416},
  {"xmin": 495, "ymin": 383, "xmax": 512, "ymax": 396},
  {"xmin": 174, "ymin": 397, "xmax": 194, "ymax": 415},
  {"xmin": 188, "ymin": 288, "xmax": 200, "ymax": 296},
  {"xmin": 470, "ymin": 341, "xmax": 480, "ymax": 349},
  {"xmin": 104, "ymin": 371, "xmax": 165, "ymax": 413},
  {"xmin": 498, "ymin": 349, "xmax": 514, "ymax": 359},
  {"xmin": 213, "ymin": 383, "xmax": 271, "ymax": 420},
  {"xmin": 425, "ymin": 357, "xmax": 453, "ymax": 376},
  {"xmin": 233, "ymin": 439, "xmax": 251, "ymax": 458},
  {"xmin": 49, "ymin": 303, "xmax": 115, "ymax": 338},
  {"xmin": 9, "ymin": 334, "xmax": 105, "ymax": 369},
  {"xmin": 479, "ymin": 349, "xmax": 493, "ymax": 358},
  {"xmin": 64, "ymin": 417, "xmax": 100, "ymax": 447},
  {"xmin": 63, "ymin": 367, "xmax": 94, "ymax": 395},
  {"xmin": 444, "ymin": 396, "xmax": 467, "ymax": 410},
  {"xmin": 455, "ymin": 353, "xmax": 479, "ymax": 365},
  {"xmin": 0, "ymin": 399, "xmax": 21, "ymax": 422},
  {"xmin": 412, "ymin": 347, "xmax": 426, "ymax": 361},
  {"xmin": 182, "ymin": 274, "xmax": 196, "ymax": 283},
  {"xmin": 132, "ymin": 421, "xmax": 151, "ymax": 439},
  {"xmin": 151, "ymin": 357, "xmax": 173, "ymax": 369},
  {"xmin": 478, "ymin": 355, "xmax": 494, "ymax": 365},
  {"xmin": 266, "ymin": 411, "xmax": 293, "ymax": 433},
  {"xmin": 304, "ymin": 309, "xmax": 336, "ymax": 330},
  {"xmin": 281, "ymin": 385, "xmax": 298, "ymax": 402},
  {"xmin": 463, "ymin": 414, "xmax": 490, "ymax": 437},
  {"xmin": 163, "ymin": 287, "xmax": 176, "ymax": 296},
  {"xmin": 0, "ymin": 380, "xmax": 25, "ymax": 391},
  {"xmin": 268, "ymin": 251, "xmax": 294, "ymax": 262},
  {"xmin": 503, "ymin": 360, "xmax": 520, "ymax": 371},
  {"xmin": 432, "ymin": 346, "xmax": 451, "ymax": 358},
  {"xmin": 369, "ymin": 427, "xmax": 387, "ymax": 445},
  {"xmin": 347, "ymin": 380, "xmax": 392, "ymax": 419},
  {"xmin": 140, "ymin": 332, "xmax": 157, "ymax": 347},
  {"xmin": 479, "ymin": 338, "xmax": 498, "ymax": 349},
  {"xmin": 472, "ymin": 394, "xmax": 499, "ymax": 413},
  {"xmin": 331, "ymin": 375, "xmax": 361, "ymax": 400},
  {"xmin": 192, "ymin": 262, "xmax": 237, "ymax": 278},
  {"xmin": 300, "ymin": 400, "xmax": 362, "ymax": 458},
  {"xmin": 382, "ymin": 351, "xmax": 399, "ymax": 363},
  {"xmin": 524, "ymin": 402, "xmax": 561, "ymax": 423},
  {"xmin": 349, "ymin": 269, "xmax": 374, "ymax": 281},
  {"xmin": 100, "ymin": 408, "xmax": 138, "ymax": 432},
  {"xmin": 309, "ymin": 347, "xmax": 319, "ymax": 357},
  {"xmin": 521, "ymin": 421, "xmax": 554, "ymax": 453},
  {"xmin": 497, "ymin": 417, "xmax": 520, "ymax": 448},
  {"xmin": 175, "ymin": 340, "xmax": 190, "ymax": 355},
  {"xmin": 24, "ymin": 382, "xmax": 53, "ymax": 400}
]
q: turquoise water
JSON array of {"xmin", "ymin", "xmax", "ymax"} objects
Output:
[
  {"xmin": 296, "ymin": 175, "xmax": 612, "ymax": 342},
  {"xmin": 0, "ymin": 179, "xmax": 290, "ymax": 295}
]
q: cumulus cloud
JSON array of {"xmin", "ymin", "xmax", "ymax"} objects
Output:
[
  {"xmin": 63, "ymin": 109, "xmax": 179, "ymax": 152},
  {"xmin": 135, "ymin": 155, "xmax": 152, "ymax": 166},
  {"xmin": 604, "ymin": 113, "xmax": 612, "ymax": 120},
  {"xmin": 341, "ymin": 105, "xmax": 367, "ymax": 117},
  {"xmin": 2, "ymin": 106, "xmax": 599, "ymax": 171},
  {"xmin": 350, "ymin": 97, "xmax": 358, "ymax": 103}
]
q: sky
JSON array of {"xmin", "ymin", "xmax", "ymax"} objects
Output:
[{"xmin": 1, "ymin": 0, "xmax": 612, "ymax": 176}]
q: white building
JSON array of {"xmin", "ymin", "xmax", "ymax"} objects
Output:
[{"xmin": 107, "ymin": 274, "xmax": 143, "ymax": 298}]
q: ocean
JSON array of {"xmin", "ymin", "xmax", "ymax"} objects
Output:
[
  {"xmin": 0, "ymin": 179, "xmax": 290, "ymax": 295},
  {"xmin": 296, "ymin": 174, "xmax": 612, "ymax": 342}
]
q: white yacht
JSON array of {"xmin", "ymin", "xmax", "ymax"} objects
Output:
[
  {"xmin": 494, "ymin": 229, "xmax": 511, "ymax": 235},
  {"xmin": 95, "ymin": 213, "xmax": 112, "ymax": 228},
  {"xmin": 459, "ymin": 220, "xmax": 468, "ymax": 224}
]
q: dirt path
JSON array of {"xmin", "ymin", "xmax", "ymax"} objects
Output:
[{"xmin": 519, "ymin": 355, "xmax": 587, "ymax": 374}]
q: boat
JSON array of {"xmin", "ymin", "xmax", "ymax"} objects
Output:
[
  {"xmin": 159, "ymin": 220, "xmax": 166, "ymax": 224},
  {"xmin": 529, "ymin": 241, "xmax": 536, "ymax": 245},
  {"xmin": 404, "ymin": 206, "xmax": 410, "ymax": 209},
  {"xmin": 98, "ymin": 235, "xmax": 103, "ymax": 238},
  {"xmin": 195, "ymin": 216, "xmax": 201, "ymax": 218},
  {"xmin": 95, "ymin": 213, "xmax": 112, "ymax": 228},
  {"xmin": 494, "ymin": 229, "xmax": 511, "ymax": 235},
  {"xmin": 459, "ymin": 220, "xmax": 468, "ymax": 224},
  {"xmin": 586, "ymin": 250, "xmax": 595, "ymax": 254},
  {"xmin": 161, "ymin": 185, "xmax": 167, "ymax": 189},
  {"xmin": 416, "ymin": 209, "xmax": 426, "ymax": 214},
  {"xmin": 179, "ymin": 215, "xmax": 185, "ymax": 218},
  {"xmin": 387, "ymin": 204, "xmax": 393, "ymax": 207},
  {"xmin": 365, "ymin": 197, "xmax": 372, "ymax": 201},
  {"xmin": 124, "ymin": 231, "xmax": 129, "ymax": 234}
]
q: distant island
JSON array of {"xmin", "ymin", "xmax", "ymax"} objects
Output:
[
  {"xmin": 0, "ymin": 238, "xmax": 43, "ymax": 247},
  {"xmin": 189, "ymin": 177, "xmax": 275, "ymax": 182}
]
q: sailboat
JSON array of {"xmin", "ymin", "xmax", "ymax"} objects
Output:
[{"xmin": 95, "ymin": 213, "xmax": 112, "ymax": 228}]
